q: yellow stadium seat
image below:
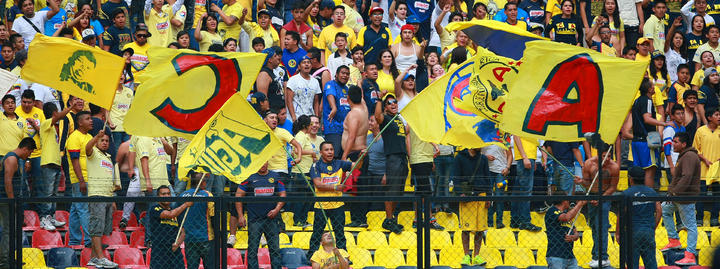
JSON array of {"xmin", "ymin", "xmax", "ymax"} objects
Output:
[
  {"xmin": 292, "ymin": 232, "xmax": 312, "ymax": 249},
  {"xmin": 502, "ymin": 212, "xmax": 512, "ymax": 229},
  {"xmin": 712, "ymin": 229, "xmax": 720, "ymax": 247},
  {"xmin": 357, "ymin": 231, "xmax": 388, "ymax": 249},
  {"xmin": 574, "ymin": 213, "xmax": 589, "ymax": 231},
  {"xmin": 406, "ymin": 246, "xmax": 438, "ymax": 266},
  {"xmin": 518, "ymin": 230, "xmax": 547, "ymax": 250},
  {"xmin": 581, "ymin": 230, "xmax": 614, "ymax": 248},
  {"xmin": 439, "ymin": 247, "xmax": 464, "ymax": 268},
  {"xmin": 656, "ymin": 249, "xmax": 667, "ymax": 266},
  {"xmin": 234, "ymin": 231, "xmax": 248, "ymax": 249},
  {"xmin": 530, "ymin": 212, "xmax": 545, "ymax": 229},
  {"xmin": 608, "ymin": 244, "xmax": 619, "ymax": 268},
  {"xmin": 374, "ymin": 247, "xmax": 405, "ymax": 268},
  {"xmin": 435, "ymin": 212, "xmax": 460, "ymax": 231},
  {"xmin": 655, "ymin": 229, "xmax": 669, "ymax": 250},
  {"xmin": 536, "ymin": 248, "xmax": 548, "ymax": 266},
  {"xmin": 429, "ymin": 230, "xmax": 452, "ymax": 250},
  {"xmin": 479, "ymin": 247, "xmax": 504, "ymax": 268},
  {"xmin": 348, "ymin": 247, "xmax": 373, "ymax": 268},
  {"xmin": 307, "ymin": 211, "xmax": 314, "ymax": 225},
  {"xmin": 699, "ymin": 246, "xmax": 714, "ymax": 266},
  {"xmin": 608, "ymin": 212, "xmax": 617, "ymax": 232},
  {"xmin": 504, "ymin": 247, "xmax": 535, "ymax": 268},
  {"xmin": 484, "ymin": 228, "xmax": 517, "ymax": 248},
  {"xmin": 617, "ymin": 170, "xmax": 628, "ymax": 191},
  {"xmin": 345, "ymin": 232, "xmax": 356, "ymax": 247},
  {"xmin": 367, "ymin": 211, "xmax": 387, "ymax": 231},
  {"xmin": 282, "ymin": 212, "xmax": 302, "ymax": 231},
  {"xmin": 573, "ymin": 247, "xmax": 592, "ymax": 268},
  {"xmin": 398, "ymin": 211, "xmax": 415, "ymax": 231},
  {"xmin": 279, "ymin": 233, "xmax": 291, "ymax": 247},
  {"xmin": 680, "ymin": 229, "xmax": 710, "ymax": 248},
  {"xmin": 389, "ymin": 231, "xmax": 417, "ymax": 249},
  {"xmin": 452, "ymin": 231, "xmax": 475, "ymax": 249},
  {"xmin": 23, "ymin": 248, "xmax": 51, "ymax": 269}
]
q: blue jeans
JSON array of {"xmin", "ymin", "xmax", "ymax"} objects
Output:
[
  {"xmin": 488, "ymin": 172, "xmax": 506, "ymax": 225},
  {"xmin": 185, "ymin": 241, "xmax": 212, "ymax": 269},
  {"xmin": 247, "ymin": 217, "xmax": 281, "ymax": 269},
  {"xmin": 111, "ymin": 131, "xmax": 130, "ymax": 156},
  {"xmin": 511, "ymin": 160, "xmax": 534, "ymax": 225},
  {"xmin": 662, "ymin": 201, "xmax": 698, "ymax": 255},
  {"xmin": 433, "ymin": 155, "xmax": 453, "ymax": 209},
  {"xmin": 174, "ymin": 179, "xmax": 188, "ymax": 195},
  {"xmin": 188, "ymin": 28, "xmax": 200, "ymax": 50},
  {"xmin": 631, "ymin": 228, "xmax": 656, "ymax": 269},
  {"xmin": 206, "ymin": 175, "xmax": 226, "ymax": 197},
  {"xmin": 697, "ymin": 181, "xmax": 720, "ymax": 222},
  {"xmin": 553, "ymin": 162, "xmax": 575, "ymax": 194},
  {"xmin": 547, "ymin": 256, "xmax": 579, "ymax": 269},
  {"xmin": 35, "ymin": 166, "xmax": 61, "ymax": 216},
  {"xmin": 308, "ymin": 207, "xmax": 346, "ymax": 254},
  {"xmin": 289, "ymin": 173, "xmax": 313, "ymax": 224},
  {"xmin": 69, "ymin": 183, "xmax": 90, "ymax": 245},
  {"xmin": 587, "ymin": 201, "xmax": 610, "ymax": 260}
]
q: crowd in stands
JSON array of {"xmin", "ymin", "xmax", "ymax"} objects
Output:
[{"xmin": 1, "ymin": 0, "xmax": 720, "ymax": 268}]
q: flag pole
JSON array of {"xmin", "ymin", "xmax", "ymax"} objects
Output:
[
  {"xmin": 340, "ymin": 112, "xmax": 400, "ymax": 185},
  {"xmin": 566, "ymin": 145, "xmax": 613, "ymax": 235},
  {"xmin": 174, "ymin": 174, "xmax": 206, "ymax": 245}
]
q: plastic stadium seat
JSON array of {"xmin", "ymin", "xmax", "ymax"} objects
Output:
[
  {"xmin": 438, "ymin": 247, "xmax": 463, "ymax": 268},
  {"xmin": 345, "ymin": 232, "xmax": 356, "ymax": 247},
  {"xmin": 112, "ymin": 211, "xmax": 139, "ymax": 231},
  {"xmin": 711, "ymin": 229, "xmax": 720, "ymax": 247},
  {"xmin": 574, "ymin": 213, "xmax": 589, "ymax": 231},
  {"xmin": 47, "ymin": 247, "xmax": 80, "ymax": 268},
  {"xmin": 434, "ymin": 212, "xmax": 459, "ymax": 231},
  {"xmin": 374, "ymin": 247, "xmax": 405, "ymax": 268},
  {"xmin": 405, "ymin": 246, "xmax": 438, "ymax": 266},
  {"xmin": 504, "ymin": 247, "xmax": 535, "ymax": 268},
  {"xmin": 573, "ymin": 247, "xmax": 592, "ymax": 268},
  {"xmin": 282, "ymin": 212, "xmax": 302, "ymax": 232},
  {"xmin": 280, "ymin": 247, "xmax": 310, "ymax": 269},
  {"xmin": 536, "ymin": 248, "xmax": 548, "ymax": 266},
  {"xmin": 23, "ymin": 210, "xmax": 42, "ymax": 231},
  {"xmin": 64, "ymin": 230, "xmax": 85, "ymax": 250},
  {"xmin": 22, "ymin": 248, "xmax": 51, "ymax": 269},
  {"xmin": 367, "ymin": 211, "xmax": 388, "ymax": 231},
  {"xmin": 234, "ymin": 231, "xmax": 249, "ymax": 249},
  {"xmin": 54, "ymin": 210, "xmax": 70, "ymax": 231},
  {"xmin": 279, "ymin": 233, "xmax": 291, "ymax": 247},
  {"xmin": 699, "ymin": 247, "xmax": 714, "ymax": 266},
  {"xmin": 452, "ymin": 231, "xmax": 475, "ymax": 249},
  {"xmin": 32, "ymin": 229, "xmax": 64, "ymax": 250},
  {"xmin": 244, "ymin": 248, "xmax": 272, "ymax": 269},
  {"xmin": 484, "ymin": 228, "xmax": 517, "ymax": 248},
  {"xmin": 102, "ymin": 230, "xmax": 129, "ymax": 249},
  {"xmin": 292, "ymin": 232, "xmax": 312, "ymax": 249},
  {"xmin": 130, "ymin": 230, "xmax": 146, "ymax": 249},
  {"xmin": 530, "ymin": 212, "xmax": 545, "ymax": 229},
  {"xmin": 428, "ymin": 230, "xmax": 451, "ymax": 250},
  {"xmin": 518, "ymin": 230, "xmax": 548, "ymax": 250},
  {"xmin": 227, "ymin": 248, "xmax": 247, "ymax": 269},
  {"xmin": 494, "ymin": 266, "xmax": 519, "ymax": 269},
  {"xmin": 80, "ymin": 248, "xmax": 112, "ymax": 267},
  {"xmin": 398, "ymin": 211, "xmax": 415, "ymax": 231},
  {"xmin": 348, "ymin": 247, "xmax": 374, "ymax": 268},
  {"xmin": 389, "ymin": 231, "xmax": 417, "ymax": 249},
  {"xmin": 114, "ymin": 247, "xmax": 147, "ymax": 268},
  {"xmin": 657, "ymin": 249, "xmax": 668, "ymax": 266},
  {"xmin": 680, "ymin": 229, "xmax": 710, "ymax": 248},
  {"xmin": 479, "ymin": 247, "xmax": 504, "ymax": 268},
  {"xmin": 527, "ymin": 266, "xmax": 548, "ymax": 269},
  {"xmin": 357, "ymin": 231, "xmax": 388, "ymax": 249}
]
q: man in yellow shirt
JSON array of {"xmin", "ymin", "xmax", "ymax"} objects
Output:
[
  {"xmin": 16, "ymin": 90, "xmax": 43, "ymax": 184},
  {"xmin": 212, "ymin": 0, "xmax": 245, "ymax": 42},
  {"xmin": 37, "ymin": 100, "xmax": 73, "ymax": 231},
  {"xmin": 310, "ymin": 232, "xmax": 350, "ymax": 269},
  {"xmin": 635, "ymin": 37, "xmax": 652, "ymax": 63},
  {"xmin": 511, "ymin": 135, "xmax": 542, "ymax": 231},
  {"xmin": 66, "ymin": 111, "xmax": 93, "ymax": 246},
  {"xmin": 341, "ymin": 0, "xmax": 364, "ymax": 33},
  {"xmin": 503, "ymin": 2, "xmax": 528, "ymax": 31},
  {"xmin": 318, "ymin": 5, "xmax": 356, "ymax": 64},
  {"xmin": 264, "ymin": 110, "xmax": 302, "ymax": 183},
  {"xmin": 129, "ymin": 135, "xmax": 174, "ymax": 194},
  {"xmin": 241, "ymin": 9, "xmax": 279, "ymax": 49},
  {"xmin": 693, "ymin": 108, "xmax": 720, "ymax": 226},
  {"xmin": 108, "ymin": 82, "xmax": 133, "ymax": 153},
  {"xmin": 123, "ymin": 23, "xmax": 152, "ymax": 85},
  {"xmin": 143, "ymin": 0, "xmax": 185, "ymax": 47},
  {"xmin": 0, "ymin": 95, "xmax": 26, "ymax": 157},
  {"xmin": 642, "ymin": 0, "xmax": 667, "ymax": 53}
]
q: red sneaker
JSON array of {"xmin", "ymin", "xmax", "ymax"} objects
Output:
[
  {"xmin": 675, "ymin": 251, "xmax": 697, "ymax": 266},
  {"xmin": 660, "ymin": 238, "xmax": 682, "ymax": 252}
]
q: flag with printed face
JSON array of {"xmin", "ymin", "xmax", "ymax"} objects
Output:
[
  {"xmin": 21, "ymin": 34, "xmax": 124, "ymax": 109},
  {"xmin": 500, "ymin": 40, "xmax": 648, "ymax": 142},
  {"xmin": 123, "ymin": 47, "xmax": 266, "ymax": 139},
  {"xmin": 178, "ymin": 93, "xmax": 282, "ymax": 183}
]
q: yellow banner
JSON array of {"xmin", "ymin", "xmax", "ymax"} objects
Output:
[
  {"xmin": 21, "ymin": 34, "xmax": 124, "ymax": 109},
  {"xmin": 178, "ymin": 93, "xmax": 282, "ymax": 183},
  {"xmin": 400, "ymin": 50, "xmax": 512, "ymax": 148},
  {"xmin": 123, "ymin": 47, "xmax": 265, "ymax": 139},
  {"xmin": 499, "ymin": 40, "xmax": 648, "ymax": 142}
]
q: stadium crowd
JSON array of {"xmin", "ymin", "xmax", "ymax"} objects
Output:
[{"xmin": 0, "ymin": 0, "xmax": 720, "ymax": 268}]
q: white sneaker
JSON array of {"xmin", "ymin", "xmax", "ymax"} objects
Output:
[
  {"xmin": 227, "ymin": 234, "xmax": 236, "ymax": 246},
  {"xmin": 600, "ymin": 259, "xmax": 611, "ymax": 267},
  {"xmin": 98, "ymin": 257, "xmax": 118, "ymax": 268},
  {"xmin": 588, "ymin": 259, "xmax": 599, "ymax": 268},
  {"xmin": 87, "ymin": 257, "xmax": 101, "ymax": 267},
  {"xmin": 260, "ymin": 234, "xmax": 267, "ymax": 246},
  {"xmin": 40, "ymin": 216, "xmax": 56, "ymax": 231},
  {"xmin": 49, "ymin": 216, "xmax": 66, "ymax": 227}
]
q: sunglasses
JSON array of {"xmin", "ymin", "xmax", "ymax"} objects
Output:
[
  {"xmin": 136, "ymin": 34, "xmax": 149, "ymax": 38},
  {"xmin": 386, "ymin": 99, "xmax": 397, "ymax": 105}
]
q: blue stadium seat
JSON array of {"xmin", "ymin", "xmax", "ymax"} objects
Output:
[
  {"xmin": 396, "ymin": 266, "xmax": 417, "ymax": 269},
  {"xmin": 47, "ymin": 247, "xmax": 79, "ymax": 269},
  {"xmin": 429, "ymin": 266, "xmax": 453, "ymax": 269},
  {"xmin": 494, "ymin": 266, "xmax": 519, "ymax": 269},
  {"xmin": 527, "ymin": 266, "xmax": 548, "ymax": 269},
  {"xmin": 280, "ymin": 247, "xmax": 310, "ymax": 269}
]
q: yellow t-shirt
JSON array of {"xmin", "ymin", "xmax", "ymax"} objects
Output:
[
  {"xmin": 66, "ymin": 131, "xmax": 92, "ymax": 184},
  {"xmin": 475, "ymin": 0, "xmax": 506, "ymax": 18},
  {"xmin": 217, "ymin": 1, "xmax": 245, "ymax": 41},
  {"xmin": 268, "ymin": 128, "xmax": 295, "ymax": 172},
  {"xmin": 438, "ymin": 28, "xmax": 456, "ymax": 49},
  {"xmin": 39, "ymin": 120, "xmax": 61, "ymax": 166},
  {"xmin": 310, "ymin": 249, "xmax": 350, "ymax": 267},
  {"xmin": 111, "ymin": 86, "xmax": 133, "ymax": 132},
  {"xmin": 294, "ymin": 131, "xmax": 324, "ymax": 174},
  {"xmin": 191, "ymin": 0, "xmax": 207, "ymax": 28},
  {"xmin": 348, "ymin": 65, "xmax": 362, "ymax": 86},
  {"xmin": 123, "ymin": 42, "xmax": 151, "ymax": 82},
  {"xmin": 198, "ymin": 30, "xmax": 223, "ymax": 52},
  {"xmin": 0, "ymin": 113, "xmax": 26, "ymax": 156},
  {"xmin": 650, "ymin": 72, "xmax": 670, "ymax": 108},
  {"xmin": 691, "ymin": 65, "xmax": 720, "ymax": 87},
  {"xmin": 377, "ymin": 70, "xmax": 395, "ymax": 95},
  {"xmin": 635, "ymin": 52, "xmax": 650, "ymax": 63},
  {"xmin": 693, "ymin": 125, "xmax": 720, "ymax": 181},
  {"xmin": 16, "ymin": 107, "xmax": 44, "ymax": 158},
  {"xmin": 317, "ymin": 24, "xmax": 357, "ymax": 58},
  {"xmin": 241, "ymin": 21, "xmax": 279, "ymax": 48},
  {"xmin": 171, "ymin": 5, "xmax": 187, "ymax": 41},
  {"xmin": 513, "ymin": 137, "xmax": 539, "ymax": 161},
  {"xmin": 341, "ymin": 3, "xmax": 364, "ymax": 33},
  {"xmin": 130, "ymin": 136, "xmax": 170, "ymax": 189},
  {"xmin": 545, "ymin": 0, "xmax": 575, "ymax": 17},
  {"xmin": 145, "ymin": 5, "xmax": 175, "ymax": 47},
  {"xmin": 86, "ymin": 147, "xmax": 117, "ymax": 197},
  {"xmin": 507, "ymin": 20, "xmax": 528, "ymax": 31},
  {"xmin": 409, "ymin": 128, "xmax": 434, "ymax": 165}
]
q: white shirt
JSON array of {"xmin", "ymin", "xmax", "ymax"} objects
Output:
[
  {"xmin": 12, "ymin": 11, "xmax": 50, "ymax": 49},
  {"xmin": 429, "ymin": 5, "xmax": 449, "ymax": 47},
  {"xmin": 286, "ymin": 73, "xmax": 321, "ymax": 118},
  {"xmin": 665, "ymin": 49, "xmax": 686, "ymax": 82},
  {"xmin": 617, "ymin": 0, "xmax": 642, "ymax": 27},
  {"xmin": 389, "ymin": 17, "xmax": 406, "ymax": 41},
  {"xmin": 326, "ymin": 51, "xmax": 353, "ymax": 78},
  {"xmin": 30, "ymin": 83, "xmax": 62, "ymax": 110},
  {"xmin": 681, "ymin": 1, "xmax": 715, "ymax": 33},
  {"xmin": 379, "ymin": 0, "xmax": 390, "ymax": 24},
  {"xmin": 482, "ymin": 144, "xmax": 509, "ymax": 174}
]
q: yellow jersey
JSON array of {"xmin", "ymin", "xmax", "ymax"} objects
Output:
[
  {"xmin": 317, "ymin": 24, "xmax": 356, "ymax": 58},
  {"xmin": 123, "ymin": 42, "xmax": 151, "ymax": 82},
  {"xmin": 513, "ymin": 137, "xmax": 539, "ymax": 160},
  {"xmin": 66, "ymin": 130, "xmax": 92, "ymax": 183},
  {"xmin": 86, "ymin": 147, "xmax": 117, "ymax": 197},
  {"xmin": 217, "ymin": 1, "xmax": 245, "ymax": 41},
  {"xmin": 15, "ymin": 107, "xmax": 44, "ymax": 158},
  {"xmin": 0, "ymin": 113, "xmax": 26, "ymax": 156},
  {"xmin": 39, "ymin": 120, "xmax": 61, "ymax": 166},
  {"xmin": 130, "ymin": 136, "xmax": 170, "ymax": 189},
  {"xmin": 145, "ymin": 5, "xmax": 175, "ymax": 47},
  {"xmin": 268, "ymin": 128, "xmax": 295, "ymax": 172},
  {"xmin": 110, "ymin": 86, "xmax": 133, "ymax": 132},
  {"xmin": 198, "ymin": 30, "xmax": 223, "ymax": 52},
  {"xmin": 693, "ymin": 125, "xmax": 720, "ymax": 182},
  {"xmin": 241, "ymin": 21, "xmax": 279, "ymax": 48}
]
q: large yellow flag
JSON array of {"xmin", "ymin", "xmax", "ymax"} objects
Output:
[
  {"xmin": 21, "ymin": 34, "xmax": 124, "ymax": 109},
  {"xmin": 178, "ymin": 93, "xmax": 282, "ymax": 183},
  {"xmin": 123, "ymin": 47, "xmax": 265, "ymax": 139},
  {"xmin": 500, "ymin": 40, "xmax": 648, "ymax": 142},
  {"xmin": 400, "ymin": 49, "xmax": 514, "ymax": 148}
]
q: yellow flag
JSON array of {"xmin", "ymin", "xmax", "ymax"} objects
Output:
[
  {"xmin": 21, "ymin": 34, "xmax": 124, "ymax": 109},
  {"xmin": 499, "ymin": 40, "xmax": 649, "ymax": 142},
  {"xmin": 178, "ymin": 93, "xmax": 282, "ymax": 183},
  {"xmin": 400, "ymin": 50, "xmax": 512, "ymax": 149},
  {"xmin": 123, "ymin": 47, "xmax": 266, "ymax": 139}
]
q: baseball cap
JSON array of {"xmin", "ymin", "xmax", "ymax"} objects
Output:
[
  {"xmin": 636, "ymin": 37, "xmax": 651, "ymax": 45},
  {"xmin": 628, "ymin": 166, "xmax": 645, "ymax": 180},
  {"xmin": 81, "ymin": 29, "xmax": 96, "ymax": 40},
  {"xmin": 258, "ymin": 9, "xmax": 271, "ymax": 16},
  {"xmin": 320, "ymin": 0, "xmax": 335, "ymax": 9},
  {"xmin": 407, "ymin": 15, "xmax": 421, "ymax": 24},
  {"xmin": 650, "ymin": 50, "xmax": 664, "ymax": 60},
  {"xmin": 403, "ymin": 73, "xmax": 415, "ymax": 81},
  {"xmin": 135, "ymin": 23, "xmax": 152, "ymax": 36},
  {"xmin": 401, "ymin": 24, "xmax": 414, "ymax": 32},
  {"xmin": 122, "ymin": 47, "xmax": 134, "ymax": 56},
  {"xmin": 250, "ymin": 91, "xmax": 267, "ymax": 105},
  {"xmin": 369, "ymin": 6, "xmax": 384, "ymax": 15},
  {"xmin": 704, "ymin": 66, "xmax": 718, "ymax": 78},
  {"xmin": 529, "ymin": 22, "xmax": 544, "ymax": 32},
  {"xmin": 382, "ymin": 93, "xmax": 396, "ymax": 102}
]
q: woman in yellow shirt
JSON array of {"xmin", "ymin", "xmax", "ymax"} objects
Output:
[
  {"xmin": 649, "ymin": 51, "xmax": 671, "ymax": 118},
  {"xmin": 194, "ymin": 13, "xmax": 223, "ymax": 52},
  {"xmin": 377, "ymin": 49, "xmax": 399, "ymax": 95}
]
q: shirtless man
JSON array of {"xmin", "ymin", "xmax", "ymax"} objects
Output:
[
  {"xmin": 574, "ymin": 144, "xmax": 619, "ymax": 268},
  {"xmin": 117, "ymin": 139, "xmax": 141, "ymax": 229},
  {"xmin": 341, "ymin": 85, "xmax": 369, "ymax": 161}
]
